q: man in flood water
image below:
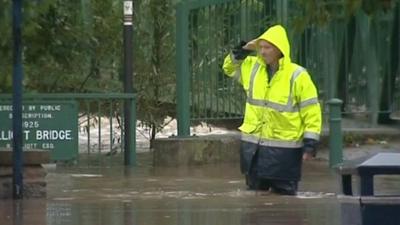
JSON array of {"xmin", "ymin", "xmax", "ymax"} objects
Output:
[{"xmin": 222, "ymin": 25, "xmax": 322, "ymax": 195}]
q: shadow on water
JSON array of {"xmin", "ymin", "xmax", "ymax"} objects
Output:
[{"xmin": 1, "ymin": 153, "xmax": 399, "ymax": 225}]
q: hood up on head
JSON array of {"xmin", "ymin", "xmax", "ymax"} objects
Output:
[{"xmin": 244, "ymin": 25, "xmax": 291, "ymax": 67}]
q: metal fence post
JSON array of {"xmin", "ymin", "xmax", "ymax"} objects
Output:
[
  {"xmin": 130, "ymin": 98, "xmax": 136, "ymax": 165},
  {"xmin": 276, "ymin": 0, "xmax": 288, "ymax": 27},
  {"xmin": 176, "ymin": 2, "xmax": 191, "ymax": 137},
  {"xmin": 327, "ymin": 98, "xmax": 343, "ymax": 168}
]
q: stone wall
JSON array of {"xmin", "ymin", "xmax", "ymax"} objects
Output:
[
  {"xmin": 152, "ymin": 129, "xmax": 400, "ymax": 167},
  {"xmin": 153, "ymin": 135, "xmax": 240, "ymax": 166},
  {"xmin": 0, "ymin": 149, "xmax": 49, "ymax": 198}
]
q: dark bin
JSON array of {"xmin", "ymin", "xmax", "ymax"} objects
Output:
[{"xmin": 336, "ymin": 153, "xmax": 400, "ymax": 225}]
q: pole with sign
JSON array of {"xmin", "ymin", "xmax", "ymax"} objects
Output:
[
  {"xmin": 123, "ymin": 1, "xmax": 135, "ymax": 166},
  {"xmin": 12, "ymin": 0, "xmax": 24, "ymax": 199}
]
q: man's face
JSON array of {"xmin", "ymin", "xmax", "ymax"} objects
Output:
[{"xmin": 258, "ymin": 40, "xmax": 282, "ymax": 65}]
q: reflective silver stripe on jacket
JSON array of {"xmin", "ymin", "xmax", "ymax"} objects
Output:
[
  {"xmin": 247, "ymin": 62, "xmax": 261, "ymax": 100},
  {"xmin": 246, "ymin": 64, "xmax": 306, "ymax": 112},
  {"xmin": 259, "ymin": 138, "xmax": 303, "ymax": 148},
  {"xmin": 286, "ymin": 67, "xmax": 306, "ymax": 109},
  {"xmin": 241, "ymin": 133, "xmax": 259, "ymax": 144},
  {"xmin": 303, "ymin": 131, "xmax": 320, "ymax": 141},
  {"xmin": 241, "ymin": 133, "xmax": 303, "ymax": 148},
  {"xmin": 246, "ymin": 98, "xmax": 298, "ymax": 112},
  {"xmin": 299, "ymin": 97, "xmax": 319, "ymax": 109}
]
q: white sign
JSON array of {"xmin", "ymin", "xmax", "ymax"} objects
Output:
[{"xmin": 124, "ymin": 1, "xmax": 133, "ymax": 15}]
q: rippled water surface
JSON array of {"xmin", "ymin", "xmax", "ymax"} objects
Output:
[{"xmin": 2, "ymin": 153, "xmax": 399, "ymax": 225}]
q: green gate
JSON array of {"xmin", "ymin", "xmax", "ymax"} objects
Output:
[{"xmin": 176, "ymin": 0, "xmax": 400, "ymax": 136}]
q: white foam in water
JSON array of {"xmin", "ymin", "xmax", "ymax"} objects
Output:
[
  {"xmin": 194, "ymin": 192, "xmax": 207, "ymax": 196},
  {"xmin": 70, "ymin": 189, "xmax": 85, "ymax": 193},
  {"xmin": 53, "ymin": 197, "xmax": 76, "ymax": 201},
  {"xmin": 70, "ymin": 174, "xmax": 103, "ymax": 178},
  {"xmin": 296, "ymin": 192, "xmax": 336, "ymax": 199},
  {"xmin": 227, "ymin": 180, "xmax": 241, "ymax": 184},
  {"xmin": 146, "ymin": 179, "xmax": 158, "ymax": 182}
]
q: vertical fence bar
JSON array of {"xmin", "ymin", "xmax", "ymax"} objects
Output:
[
  {"xmin": 224, "ymin": 3, "xmax": 230, "ymax": 118},
  {"xmin": 192, "ymin": 9, "xmax": 200, "ymax": 121},
  {"xmin": 190, "ymin": 10, "xmax": 195, "ymax": 119},
  {"xmin": 207, "ymin": 5, "xmax": 212, "ymax": 120},
  {"xmin": 176, "ymin": 2, "xmax": 191, "ymax": 136},
  {"xmin": 245, "ymin": 0, "xmax": 248, "ymax": 36},
  {"xmin": 328, "ymin": 98, "xmax": 343, "ymax": 168},
  {"xmin": 234, "ymin": 1, "xmax": 239, "ymax": 118},
  {"xmin": 86, "ymin": 101, "xmax": 91, "ymax": 155},
  {"xmin": 255, "ymin": 0, "xmax": 260, "ymax": 40},
  {"xmin": 189, "ymin": 11, "xmax": 195, "ymax": 120},
  {"xmin": 209, "ymin": 5, "xmax": 214, "ymax": 120},
  {"xmin": 212, "ymin": 5, "xmax": 217, "ymax": 119},
  {"xmin": 120, "ymin": 102, "xmax": 125, "ymax": 155},
  {"xmin": 98, "ymin": 101, "xmax": 101, "ymax": 153},
  {"xmin": 130, "ymin": 98, "xmax": 136, "ymax": 165},
  {"xmin": 97, "ymin": 101, "xmax": 102, "ymax": 165},
  {"xmin": 123, "ymin": 101, "xmax": 132, "ymax": 166},
  {"xmin": 219, "ymin": 4, "xmax": 223, "ymax": 119},
  {"xmin": 388, "ymin": 3, "xmax": 400, "ymax": 118},
  {"xmin": 198, "ymin": 9, "xmax": 203, "ymax": 120},
  {"xmin": 109, "ymin": 100, "xmax": 113, "ymax": 154},
  {"xmin": 199, "ymin": 9, "xmax": 203, "ymax": 120},
  {"xmin": 225, "ymin": 3, "xmax": 230, "ymax": 119},
  {"xmin": 195, "ymin": 10, "xmax": 201, "ymax": 120}
]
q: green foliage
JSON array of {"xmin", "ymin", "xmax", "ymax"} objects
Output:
[
  {"xmin": 292, "ymin": 0, "xmax": 399, "ymax": 31},
  {"xmin": 0, "ymin": 0, "xmax": 123, "ymax": 93},
  {"xmin": 0, "ymin": 0, "xmax": 177, "ymax": 141},
  {"xmin": 0, "ymin": 1, "xmax": 14, "ymax": 92},
  {"xmin": 134, "ymin": 0, "xmax": 176, "ymax": 140}
]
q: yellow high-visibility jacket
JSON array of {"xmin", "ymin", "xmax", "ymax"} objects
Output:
[{"xmin": 222, "ymin": 25, "xmax": 322, "ymax": 148}]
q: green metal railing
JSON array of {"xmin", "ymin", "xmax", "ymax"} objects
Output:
[
  {"xmin": 176, "ymin": 0, "xmax": 400, "ymax": 136},
  {"xmin": 176, "ymin": 0, "xmax": 281, "ymax": 136},
  {"xmin": 293, "ymin": 4, "xmax": 400, "ymax": 125},
  {"xmin": 0, "ymin": 93, "xmax": 136, "ymax": 166}
]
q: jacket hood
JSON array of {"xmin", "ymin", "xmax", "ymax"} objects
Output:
[{"xmin": 247, "ymin": 25, "xmax": 291, "ymax": 67}]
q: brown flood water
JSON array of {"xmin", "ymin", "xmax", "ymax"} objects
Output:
[{"xmin": 1, "ymin": 153, "xmax": 399, "ymax": 225}]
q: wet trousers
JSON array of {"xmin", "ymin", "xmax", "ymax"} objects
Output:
[{"xmin": 240, "ymin": 140, "xmax": 303, "ymax": 195}]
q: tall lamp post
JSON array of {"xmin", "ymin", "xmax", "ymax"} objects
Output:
[
  {"xmin": 123, "ymin": 0, "xmax": 135, "ymax": 166},
  {"xmin": 12, "ymin": 0, "xmax": 24, "ymax": 199}
]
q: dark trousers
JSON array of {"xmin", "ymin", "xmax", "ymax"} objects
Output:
[
  {"xmin": 240, "ymin": 140, "xmax": 301, "ymax": 195},
  {"xmin": 246, "ymin": 174, "xmax": 298, "ymax": 195}
]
